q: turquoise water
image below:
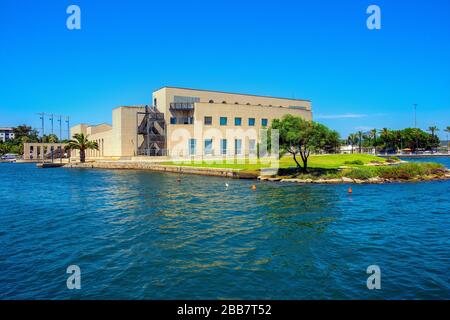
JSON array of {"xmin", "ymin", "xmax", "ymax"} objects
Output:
[{"xmin": 0, "ymin": 158, "xmax": 449, "ymax": 299}]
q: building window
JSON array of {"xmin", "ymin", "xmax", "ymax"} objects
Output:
[
  {"xmin": 220, "ymin": 139, "xmax": 227, "ymax": 155},
  {"xmin": 154, "ymin": 98, "xmax": 157, "ymax": 107},
  {"xmin": 170, "ymin": 117, "xmax": 177, "ymax": 125},
  {"xmin": 188, "ymin": 139, "xmax": 196, "ymax": 155},
  {"xmin": 249, "ymin": 139, "xmax": 256, "ymax": 155},
  {"xmin": 234, "ymin": 117, "xmax": 242, "ymax": 126},
  {"xmin": 220, "ymin": 117, "xmax": 227, "ymax": 126},
  {"xmin": 209, "ymin": 100, "xmax": 214, "ymax": 103},
  {"xmin": 248, "ymin": 118, "xmax": 255, "ymax": 126},
  {"xmin": 204, "ymin": 116, "xmax": 212, "ymax": 125},
  {"xmin": 261, "ymin": 118, "xmax": 268, "ymax": 127},
  {"xmin": 234, "ymin": 139, "xmax": 242, "ymax": 155},
  {"xmin": 204, "ymin": 139, "xmax": 213, "ymax": 155},
  {"xmin": 222, "ymin": 101, "xmax": 227, "ymax": 104}
]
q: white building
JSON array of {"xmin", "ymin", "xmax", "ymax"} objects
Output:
[{"xmin": 0, "ymin": 128, "xmax": 14, "ymax": 142}]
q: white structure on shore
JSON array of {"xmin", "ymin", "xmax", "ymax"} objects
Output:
[{"xmin": 0, "ymin": 127, "xmax": 14, "ymax": 142}]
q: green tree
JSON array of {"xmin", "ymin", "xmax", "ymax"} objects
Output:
[
  {"xmin": 427, "ymin": 126, "xmax": 439, "ymax": 153},
  {"xmin": 445, "ymin": 126, "xmax": 450, "ymax": 152},
  {"xmin": 13, "ymin": 125, "xmax": 39, "ymax": 141},
  {"xmin": 324, "ymin": 130, "xmax": 341, "ymax": 154},
  {"xmin": 347, "ymin": 133, "xmax": 358, "ymax": 154},
  {"xmin": 0, "ymin": 142, "xmax": 8, "ymax": 156},
  {"xmin": 41, "ymin": 134, "xmax": 59, "ymax": 143},
  {"xmin": 270, "ymin": 115, "xmax": 339, "ymax": 172},
  {"xmin": 65, "ymin": 133, "xmax": 98, "ymax": 163}
]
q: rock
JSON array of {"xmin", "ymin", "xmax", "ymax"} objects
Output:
[
  {"xmin": 323, "ymin": 178, "xmax": 342, "ymax": 184},
  {"xmin": 267, "ymin": 177, "xmax": 282, "ymax": 181},
  {"xmin": 368, "ymin": 177, "xmax": 382, "ymax": 183},
  {"xmin": 280, "ymin": 178, "xmax": 298, "ymax": 183},
  {"xmin": 341, "ymin": 177, "xmax": 353, "ymax": 183},
  {"xmin": 353, "ymin": 179, "xmax": 365, "ymax": 184}
]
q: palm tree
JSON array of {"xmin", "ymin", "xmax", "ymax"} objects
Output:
[
  {"xmin": 379, "ymin": 128, "xmax": 390, "ymax": 153},
  {"xmin": 370, "ymin": 128, "xmax": 377, "ymax": 154},
  {"xmin": 427, "ymin": 126, "xmax": 439, "ymax": 153},
  {"xmin": 445, "ymin": 126, "xmax": 450, "ymax": 153},
  {"xmin": 65, "ymin": 133, "xmax": 98, "ymax": 163},
  {"xmin": 347, "ymin": 133, "xmax": 358, "ymax": 154}
]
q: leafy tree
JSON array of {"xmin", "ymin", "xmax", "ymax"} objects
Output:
[
  {"xmin": 13, "ymin": 125, "xmax": 39, "ymax": 141},
  {"xmin": 270, "ymin": 115, "xmax": 339, "ymax": 172},
  {"xmin": 324, "ymin": 130, "xmax": 341, "ymax": 154},
  {"xmin": 41, "ymin": 134, "xmax": 59, "ymax": 143},
  {"xmin": 0, "ymin": 142, "xmax": 8, "ymax": 156},
  {"xmin": 65, "ymin": 133, "xmax": 98, "ymax": 163},
  {"xmin": 445, "ymin": 126, "xmax": 450, "ymax": 151}
]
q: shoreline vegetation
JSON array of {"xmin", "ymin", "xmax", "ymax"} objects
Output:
[
  {"xmin": 161, "ymin": 154, "xmax": 450, "ymax": 184},
  {"xmin": 62, "ymin": 154, "xmax": 450, "ymax": 184}
]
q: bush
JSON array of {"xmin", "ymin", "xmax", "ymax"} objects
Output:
[
  {"xmin": 376, "ymin": 162, "xmax": 445, "ymax": 179},
  {"xmin": 343, "ymin": 160, "xmax": 364, "ymax": 165},
  {"xmin": 341, "ymin": 167, "xmax": 376, "ymax": 180}
]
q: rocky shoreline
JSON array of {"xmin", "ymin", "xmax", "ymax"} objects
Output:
[{"xmin": 258, "ymin": 171, "xmax": 450, "ymax": 184}]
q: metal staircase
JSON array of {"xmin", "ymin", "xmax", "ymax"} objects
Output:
[{"xmin": 137, "ymin": 106, "xmax": 166, "ymax": 156}]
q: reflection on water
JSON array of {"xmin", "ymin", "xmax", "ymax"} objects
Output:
[{"xmin": 0, "ymin": 162, "xmax": 449, "ymax": 299}]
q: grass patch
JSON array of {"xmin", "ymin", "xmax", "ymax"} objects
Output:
[{"xmin": 161, "ymin": 154, "xmax": 385, "ymax": 171}]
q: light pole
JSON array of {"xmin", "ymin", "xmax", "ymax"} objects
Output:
[{"xmin": 38, "ymin": 113, "xmax": 45, "ymax": 163}]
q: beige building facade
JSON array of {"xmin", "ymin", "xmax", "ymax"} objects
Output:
[{"xmin": 71, "ymin": 87, "xmax": 312, "ymax": 161}]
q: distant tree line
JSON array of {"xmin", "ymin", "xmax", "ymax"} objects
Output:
[
  {"xmin": 0, "ymin": 124, "xmax": 67, "ymax": 156},
  {"xmin": 346, "ymin": 127, "xmax": 444, "ymax": 153}
]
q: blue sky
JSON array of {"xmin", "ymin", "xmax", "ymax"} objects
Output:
[{"xmin": 0, "ymin": 0, "xmax": 449, "ymax": 139}]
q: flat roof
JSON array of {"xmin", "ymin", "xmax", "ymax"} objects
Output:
[{"xmin": 155, "ymin": 86, "xmax": 311, "ymax": 102}]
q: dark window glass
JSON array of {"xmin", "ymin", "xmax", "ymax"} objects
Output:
[
  {"xmin": 261, "ymin": 118, "xmax": 268, "ymax": 127},
  {"xmin": 204, "ymin": 116, "xmax": 212, "ymax": 125}
]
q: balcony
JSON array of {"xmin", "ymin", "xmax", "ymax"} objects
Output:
[{"xmin": 170, "ymin": 102, "xmax": 195, "ymax": 110}]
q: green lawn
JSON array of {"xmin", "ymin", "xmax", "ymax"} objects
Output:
[{"xmin": 161, "ymin": 154, "xmax": 386, "ymax": 171}]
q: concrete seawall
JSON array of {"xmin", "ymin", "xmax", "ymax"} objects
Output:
[{"xmin": 64, "ymin": 161, "xmax": 247, "ymax": 178}]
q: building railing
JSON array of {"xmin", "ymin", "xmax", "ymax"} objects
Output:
[{"xmin": 170, "ymin": 102, "xmax": 195, "ymax": 110}]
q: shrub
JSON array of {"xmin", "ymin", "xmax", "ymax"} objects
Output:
[
  {"xmin": 376, "ymin": 162, "xmax": 445, "ymax": 179},
  {"xmin": 343, "ymin": 160, "xmax": 364, "ymax": 165},
  {"xmin": 341, "ymin": 167, "xmax": 376, "ymax": 180}
]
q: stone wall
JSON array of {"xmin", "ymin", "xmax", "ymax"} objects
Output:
[{"xmin": 65, "ymin": 161, "xmax": 239, "ymax": 178}]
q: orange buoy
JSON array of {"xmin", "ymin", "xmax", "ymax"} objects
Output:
[
  {"xmin": 251, "ymin": 184, "xmax": 257, "ymax": 190},
  {"xmin": 348, "ymin": 187, "xmax": 353, "ymax": 194}
]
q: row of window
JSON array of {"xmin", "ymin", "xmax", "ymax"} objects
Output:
[
  {"xmin": 207, "ymin": 116, "xmax": 268, "ymax": 127},
  {"xmin": 170, "ymin": 116, "xmax": 269, "ymax": 127},
  {"xmin": 188, "ymin": 138, "xmax": 257, "ymax": 156}
]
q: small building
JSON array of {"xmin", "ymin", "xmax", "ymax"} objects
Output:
[
  {"xmin": 0, "ymin": 127, "xmax": 15, "ymax": 142},
  {"xmin": 70, "ymin": 86, "xmax": 313, "ymax": 160}
]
